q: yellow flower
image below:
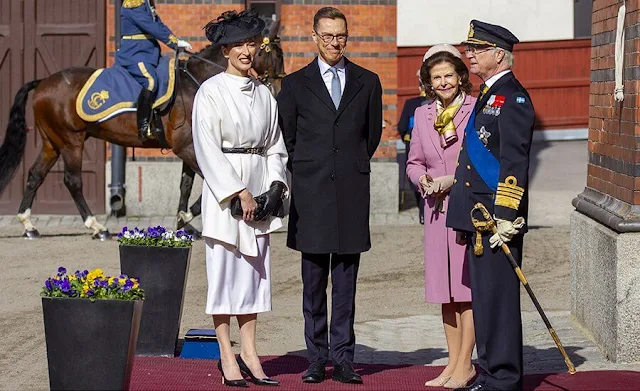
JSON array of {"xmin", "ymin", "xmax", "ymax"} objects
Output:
[
  {"xmin": 86, "ymin": 268, "xmax": 105, "ymax": 281},
  {"xmin": 108, "ymin": 277, "xmax": 115, "ymax": 285},
  {"xmin": 69, "ymin": 275, "xmax": 77, "ymax": 281}
]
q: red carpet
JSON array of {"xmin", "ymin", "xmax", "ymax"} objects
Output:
[{"xmin": 130, "ymin": 355, "xmax": 640, "ymax": 390}]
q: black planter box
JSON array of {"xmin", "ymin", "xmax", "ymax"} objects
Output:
[
  {"xmin": 42, "ymin": 297, "xmax": 143, "ymax": 391},
  {"xmin": 119, "ymin": 245, "xmax": 191, "ymax": 356}
]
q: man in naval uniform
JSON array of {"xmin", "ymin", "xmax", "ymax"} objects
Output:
[
  {"xmin": 446, "ymin": 20, "xmax": 535, "ymax": 391},
  {"xmin": 116, "ymin": 0, "xmax": 191, "ymax": 141}
]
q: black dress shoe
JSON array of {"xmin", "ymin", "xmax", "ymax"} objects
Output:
[
  {"xmin": 302, "ymin": 361, "xmax": 326, "ymax": 383},
  {"xmin": 236, "ymin": 355, "xmax": 280, "ymax": 386},
  {"xmin": 454, "ymin": 383, "xmax": 499, "ymax": 391},
  {"xmin": 331, "ymin": 362, "xmax": 362, "ymax": 384}
]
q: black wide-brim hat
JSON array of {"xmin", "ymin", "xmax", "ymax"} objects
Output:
[
  {"xmin": 204, "ymin": 10, "xmax": 266, "ymax": 45},
  {"xmin": 462, "ymin": 20, "xmax": 519, "ymax": 52}
]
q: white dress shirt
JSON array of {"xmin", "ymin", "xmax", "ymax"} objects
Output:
[
  {"xmin": 484, "ymin": 70, "xmax": 511, "ymax": 89},
  {"xmin": 318, "ymin": 57, "xmax": 346, "ymax": 95}
]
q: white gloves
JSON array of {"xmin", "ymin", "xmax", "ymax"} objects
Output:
[
  {"xmin": 489, "ymin": 216, "xmax": 525, "ymax": 249},
  {"xmin": 177, "ymin": 40, "xmax": 192, "ymax": 51},
  {"xmin": 418, "ymin": 175, "xmax": 454, "ymax": 196}
]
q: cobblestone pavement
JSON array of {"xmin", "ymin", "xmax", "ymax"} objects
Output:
[
  {"xmin": 0, "ymin": 210, "xmax": 420, "ymax": 237},
  {"xmin": 355, "ymin": 311, "xmax": 640, "ymax": 374}
]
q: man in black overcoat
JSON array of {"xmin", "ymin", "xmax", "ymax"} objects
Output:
[
  {"xmin": 276, "ymin": 6, "xmax": 382, "ymax": 385},
  {"xmin": 446, "ymin": 20, "xmax": 535, "ymax": 391}
]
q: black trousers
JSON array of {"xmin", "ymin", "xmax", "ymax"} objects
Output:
[
  {"xmin": 301, "ymin": 252, "xmax": 360, "ymax": 365},
  {"xmin": 468, "ymin": 232, "xmax": 524, "ymax": 391}
]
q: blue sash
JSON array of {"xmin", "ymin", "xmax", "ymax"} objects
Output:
[{"xmin": 464, "ymin": 110, "xmax": 499, "ymax": 192}]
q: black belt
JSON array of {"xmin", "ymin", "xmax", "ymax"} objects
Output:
[{"xmin": 221, "ymin": 147, "xmax": 265, "ymax": 154}]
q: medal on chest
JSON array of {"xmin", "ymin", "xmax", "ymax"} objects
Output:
[
  {"xmin": 482, "ymin": 95, "xmax": 505, "ymax": 116},
  {"xmin": 477, "ymin": 126, "xmax": 491, "ymax": 146}
]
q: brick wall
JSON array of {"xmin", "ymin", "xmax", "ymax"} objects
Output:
[
  {"xmin": 588, "ymin": 0, "xmax": 640, "ymax": 204},
  {"xmin": 106, "ymin": 0, "xmax": 398, "ymax": 159}
]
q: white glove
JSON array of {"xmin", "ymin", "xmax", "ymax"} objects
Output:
[
  {"xmin": 418, "ymin": 174, "xmax": 433, "ymax": 197},
  {"xmin": 489, "ymin": 216, "xmax": 525, "ymax": 249},
  {"xmin": 433, "ymin": 175, "xmax": 454, "ymax": 194},
  {"xmin": 422, "ymin": 175, "xmax": 454, "ymax": 196},
  {"xmin": 177, "ymin": 40, "xmax": 192, "ymax": 51}
]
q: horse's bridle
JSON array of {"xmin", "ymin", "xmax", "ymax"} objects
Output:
[{"xmin": 256, "ymin": 37, "xmax": 287, "ymax": 92}]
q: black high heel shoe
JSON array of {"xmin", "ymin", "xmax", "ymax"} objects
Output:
[
  {"xmin": 217, "ymin": 360, "xmax": 249, "ymax": 388},
  {"xmin": 237, "ymin": 355, "xmax": 280, "ymax": 386}
]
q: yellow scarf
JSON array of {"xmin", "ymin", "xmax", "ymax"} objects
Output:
[{"xmin": 434, "ymin": 93, "xmax": 465, "ymax": 136}]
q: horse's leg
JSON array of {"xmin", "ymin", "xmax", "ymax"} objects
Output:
[
  {"xmin": 59, "ymin": 143, "xmax": 111, "ymax": 240},
  {"xmin": 176, "ymin": 162, "xmax": 195, "ymax": 229},
  {"xmin": 16, "ymin": 136, "xmax": 60, "ymax": 239},
  {"xmin": 189, "ymin": 193, "xmax": 202, "ymax": 218}
]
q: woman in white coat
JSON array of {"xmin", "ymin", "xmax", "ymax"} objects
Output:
[{"xmin": 192, "ymin": 10, "xmax": 288, "ymax": 388}]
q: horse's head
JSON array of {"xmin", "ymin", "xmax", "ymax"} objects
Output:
[{"xmin": 253, "ymin": 19, "xmax": 286, "ymax": 96}]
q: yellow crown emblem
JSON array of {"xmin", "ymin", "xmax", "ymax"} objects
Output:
[
  {"xmin": 468, "ymin": 23, "xmax": 475, "ymax": 39},
  {"xmin": 87, "ymin": 90, "xmax": 109, "ymax": 110}
]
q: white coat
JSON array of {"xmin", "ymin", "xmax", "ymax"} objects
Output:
[{"xmin": 192, "ymin": 72, "xmax": 289, "ymax": 257}]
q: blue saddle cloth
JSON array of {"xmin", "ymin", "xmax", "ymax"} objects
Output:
[{"xmin": 76, "ymin": 55, "xmax": 176, "ymax": 123}]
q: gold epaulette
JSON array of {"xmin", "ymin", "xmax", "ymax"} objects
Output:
[
  {"xmin": 122, "ymin": 0, "xmax": 145, "ymax": 8},
  {"xmin": 495, "ymin": 176, "xmax": 524, "ymax": 210},
  {"xmin": 168, "ymin": 34, "xmax": 178, "ymax": 45}
]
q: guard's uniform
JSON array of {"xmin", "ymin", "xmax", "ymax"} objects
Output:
[
  {"xmin": 116, "ymin": 0, "xmax": 178, "ymax": 93},
  {"xmin": 446, "ymin": 21, "xmax": 535, "ymax": 391}
]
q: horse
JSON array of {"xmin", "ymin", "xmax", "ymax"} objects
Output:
[{"xmin": 0, "ymin": 24, "xmax": 284, "ymax": 240}]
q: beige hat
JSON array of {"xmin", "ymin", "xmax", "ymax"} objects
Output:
[{"xmin": 423, "ymin": 43, "xmax": 462, "ymax": 62}]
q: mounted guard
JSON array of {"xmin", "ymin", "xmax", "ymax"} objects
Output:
[{"xmin": 116, "ymin": 0, "xmax": 191, "ymax": 141}]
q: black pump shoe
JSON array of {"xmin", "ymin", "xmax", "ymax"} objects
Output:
[
  {"xmin": 237, "ymin": 355, "xmax": 280, "ymax": 386},
  {"xmin": 217, "ymin": 360, "xmax": 249, "ymax": 388}
]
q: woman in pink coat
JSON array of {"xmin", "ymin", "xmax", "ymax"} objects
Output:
[{"xmin": 406, "ymin": 44, "xmax": 477, "ymax": 389}]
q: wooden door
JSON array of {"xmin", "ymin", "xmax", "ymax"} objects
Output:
[
  {"xmin": 22, "ymin": 0, "xmax": 106, "ymax": 214},
  {"xmin": 0, "ymin": 0, "xmax": 25, "ymax": 213}
]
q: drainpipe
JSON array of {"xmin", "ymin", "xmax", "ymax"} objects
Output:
[{"xmin": 109, "ymin": 2, "xmax": 126, "ymax": 216}]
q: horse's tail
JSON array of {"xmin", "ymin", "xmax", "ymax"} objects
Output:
[{"xmin": 0, "ymin": 79, "xmax": 41, "ymax": 196}]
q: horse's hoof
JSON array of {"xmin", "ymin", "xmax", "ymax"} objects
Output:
[
  {"xmin": 176, "ymin": 218, "xmax": 187, "ymax": 230},
  {"xmin": 23, "ymin": 229, "xmax": 41, "ymax": 239},
  {"xmin": 182, "ymin": 223, "xmax": 202, "ymax": 240},
  {"xmin": 92, "ymin": 230, "xmax": 111, "ymax": 241}
]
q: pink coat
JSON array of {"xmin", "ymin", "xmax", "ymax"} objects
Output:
[{"xmin": 406, "ymin": 94, "xmax": 476, "ymax": 303}]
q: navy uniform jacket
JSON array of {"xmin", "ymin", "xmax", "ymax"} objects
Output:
[
  {"xmin": 115, "ymin": 0, "xmax": 178, "ymax": 68},
  {"xmin": 446, "ymin": 72, "xmax": 534, "ymax": 233}
]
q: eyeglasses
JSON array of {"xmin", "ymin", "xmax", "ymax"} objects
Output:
[
  {"xmin": 314, "ymin": 31, "xmax": 348, "ymax": 44},
  {"xmin": 464, "ymin": 46, "xmax": 494, "ymax": 55}
]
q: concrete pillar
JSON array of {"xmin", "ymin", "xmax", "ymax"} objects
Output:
[{"xmin": 571, "ymin": 0, "xmax": 640, "ymax": 363}]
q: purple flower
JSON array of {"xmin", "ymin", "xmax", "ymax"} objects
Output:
[
  {"xmin": 52, "ymin": 279, "xmax": 61, "ymax": 288},
  {"xmin": 57, "ymin": 266, "xmax": 67, "ymax": 276},
  {"xmin": 86, "ymin": 289, "xmax": 95, "ymax": 297},
  {"xmin": 44, "ymin": 279, "xmax": 52, "ymax": 291},
  {"xmin": 60, "ymin": 279, "xmax": 71, "ymax": 293},
  {"xmin": 93, "ymin": 279, "xmax": 101, "ymax": 287},
  {"xmin": 99, "ymin": 280, "xmax": 108, "ymax": 288},
  {"xmin": 82, "ymin": 270, "xmax": 89, "ymax": 277}
]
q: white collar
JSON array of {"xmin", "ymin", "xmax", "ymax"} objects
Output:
[
  {"xmin": 484, "ymin": 70, "xmax": 511, "ymax": 89},
  {"xmin": 318, "ymin": 57, "xmax": 345, "ymax": 74}
]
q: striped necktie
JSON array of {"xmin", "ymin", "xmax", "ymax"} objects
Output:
[
  {"xmin": 479, "ymin": 83, "xmax": 489, "ymax": 99},
  {"xmin": 328, "ymin": 67, "xmax": 342, "ymax": 109}
]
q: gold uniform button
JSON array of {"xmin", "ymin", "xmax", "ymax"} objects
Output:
[
  {"xmin": 466, "ymin": 165, "xmax": 471, "ymax": 170},
  {"xmin": 465, "ymin": 182, "xmax": 470, "ymax": 187},
  {"xmin": 457, "ymin": 162, "xmax": 459, "ymax": 167}
]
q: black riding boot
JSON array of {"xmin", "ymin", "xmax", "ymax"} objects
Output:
[{"xmin": 136, "ymin": 88, "xmax": 154, "ymax": 142}]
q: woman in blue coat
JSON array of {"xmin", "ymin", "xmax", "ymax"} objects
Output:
[{"xmin": 116, "ymin": 0, "xmax": 192, "ymax": 141}]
